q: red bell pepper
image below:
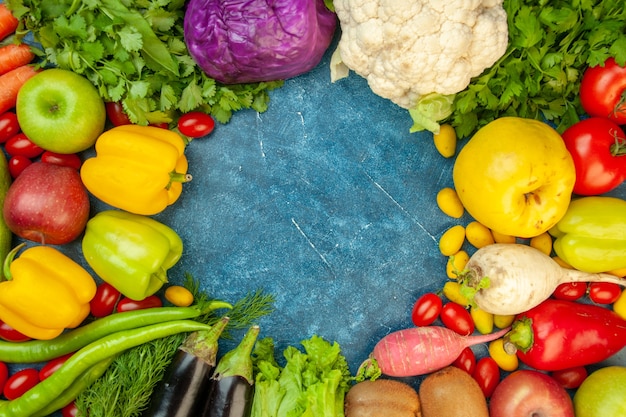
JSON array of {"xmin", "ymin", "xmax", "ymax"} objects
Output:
[{"xmin": 502, "ymin": 299, "xmax": 626, "ymax": 371}]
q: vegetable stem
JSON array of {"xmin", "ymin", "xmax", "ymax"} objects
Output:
[
  {"xmin": 502, "ymin": 317, "xmax": 534, "ymax": 354},
  {"xmin": 214, "ymin": 325, "xmax": 260, "ymax": 384}
]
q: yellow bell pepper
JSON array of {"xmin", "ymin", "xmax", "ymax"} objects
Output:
[
  {"xmin": 80, "ymin": 125, "xmax": 192, "ymax": 215},
  {"xmin": 0, "ymin": 245, "xmax": 97, "ymax": 340}
]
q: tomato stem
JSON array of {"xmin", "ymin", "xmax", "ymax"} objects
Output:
[{"xmin": 609, "ymin": 128, "xmax": 626, "ymax": 156}]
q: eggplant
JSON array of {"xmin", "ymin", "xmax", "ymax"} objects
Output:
[
  {"xmin": 202, "ymin": 325, "xmax": 260, "ymax": 417},
  {"xmin": 143, "ymin": 317, "xmax": 230, "ymax": 417}
]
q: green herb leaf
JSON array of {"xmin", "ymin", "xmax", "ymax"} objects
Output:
[
  {"xmin": 6, "ymin": 0, "xmax": 284, "ymax": 124},
  {"xmin": 448, "ymin": 0, "xmax": 626, "ymax": 137}
]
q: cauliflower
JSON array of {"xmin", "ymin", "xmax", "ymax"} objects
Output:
[{"xmin": 330, "ymin": 0, "xmax": 509, "ymax": 133}]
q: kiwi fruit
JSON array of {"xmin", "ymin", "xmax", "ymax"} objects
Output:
[{"xmin": 418, "ymin": 366, "xmax": 488, "ymax": 417}]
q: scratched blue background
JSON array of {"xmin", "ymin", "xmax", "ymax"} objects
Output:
[{"xmin": 158, "ymin": 40, "xmax": 449, "ymax": 370}]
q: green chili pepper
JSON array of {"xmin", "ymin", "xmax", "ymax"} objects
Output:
[
  {"xmin": 31, "ymin": 355, "xmax": 118, "ymax": 417},
  {"xmin": 0, "ymin": 301, "xmax": 231, "ymax": 363},
  {"xmin": 550, "ymin": 196, "xmax": 626, "ymax": 273},
  {"xmin": 0, "ymin": 320, "xmax": 214, "ymax": 417},
  {"xmin": 82, "ymin": 210, "xmax": 184, "ymax": 300}
]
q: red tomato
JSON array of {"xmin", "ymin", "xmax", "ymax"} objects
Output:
[
  {"xmin": 178, "ymin": 111, "xmax": 215, "ymax": 138},
  {"xmin": 40, "ymin": 151, "xmax": 82, "ymax": 170},
  {"xmin": 452, "ymin": 346, "xmax": 476, "ymax": 375},
  {"xmin": 7, "ymin": 155, "xmax": 32, "ymax": 179},
  {"xmin": 0, "ymin": 112, "xmax": 20, "ymax": 144},
  {"xmin": 3, "ymin": 367, "xmax": 39, "ymax": 400},
  {"xmin": 588, "ymin": 282, "xmax": 622, "ymax": 304},
  {"xmin": 552, "ymin": 282, "xmax": 587, "ymax": 301},
  {"xmin": 105, "ymin": 101, "xmax": 132, "ymax": 126},
  {"xmin": 39, "ymin": 353, "xmax": 74, "ymax": 381},
  {"xmin": 62, "ymin": 402, "xmax": 79, "ymax": 417},
  {"xmin": 550, "ymin": 366, "xmax": 588, "ymax": 389},
  {"xmin": 0, "ymin": 319, "xmax": 31, "ymax": 342},
  {"xmin": 91, "ymin": 282, "xmax": 122, "ymax": 318},
  {"xmin": 411, "ymin": 292, "xmax": 442, "ymax": 326},
  {"xmin": 580, "ymin": 57, "xmax": 626, "ymax": 124},
  {"xmin": 116, "ymin": 295, "xmax": 163, "ymax": 312},
  {"xmin": 473, "ymin": 356, "xmax": 500, "ymax": 398},
  {"xmin": 561, "ymin": 117, "xmax": 626, "ymax": 195},
  {"xmin": 150, "ymin": 122, "xmax": 169, "ymax": 129},
  {"xmin": 440, "ymin": 302, "xmax": 474, "ymax": 336},
  {"xmin": 0, "ymin": 362, "xmax": 8, "ymax": 394},
  {"xmin": 5, "ymin": 133, "xmax": 44, "ymax": 158}
]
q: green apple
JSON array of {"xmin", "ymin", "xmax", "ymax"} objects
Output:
[
  {"xmin": 16, "ymin": 68, "xmax": 106, "ymax": 154},
  {"xmin": 574, "ymin": 366, "xmax": 626, "ymax": 417}
]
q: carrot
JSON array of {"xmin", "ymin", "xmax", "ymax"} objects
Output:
[
  {"xmin": 458, "ymin": 243, "xmax": 626, "ymax": 316},
  {"xmin": 0, "ymin": 4, "xmax": 18, "ymax": 42},
  {"xmin": 358, "ymin": 326, "xmax": 510, "ymax": 378},
  {"xmin": 0, "ymin": 44, "xmax": 35, "ymax": 76},
  {"xmin": 0, "ymin": 65, "xmax": 39, "ymax": 115}
]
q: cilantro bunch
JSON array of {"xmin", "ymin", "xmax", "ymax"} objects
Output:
[
  {"xmin": 6, "ymin": 0, "xmax": 283, "ymax": 125},
  {"xmin": 449, "ymin": 0, "xmax": 626, "ymax": 138}
]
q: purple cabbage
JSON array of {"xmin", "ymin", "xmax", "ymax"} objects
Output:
[{"xmin": 184, "ymin": 0, "xmax": 337, "ymax": 84}]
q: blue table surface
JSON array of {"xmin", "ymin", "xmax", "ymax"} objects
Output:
[{"xmin": 15, "ymin": 34, "xmax": 626, "ymax": 416}]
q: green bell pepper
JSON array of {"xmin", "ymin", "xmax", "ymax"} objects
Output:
[
  {"xmin": 82, "ymin": 210, "xmax": 183, "ymax": 300},
  {"xmin": 549, "ymin": 196, "xmax": 626, "ymax": 273}
]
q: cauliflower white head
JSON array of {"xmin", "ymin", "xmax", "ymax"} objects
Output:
[{"xmin": 332, "ymin": 0, "xmax": 509, "ymax": 110}]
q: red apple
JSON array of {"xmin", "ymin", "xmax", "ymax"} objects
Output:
[
  {"xmin": 489, "ymin": 370, "xmax": 574, "ymax": 417},
  {"xmin": 3, "ymin": 162, "xmax": 90, "ymax": 245}
]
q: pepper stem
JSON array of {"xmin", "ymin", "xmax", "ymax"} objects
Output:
[
  {"xmin": 213, "ymin": 325, "xmax": 260, "ymax": 385},
  {"xmin": 2, "ymin": 243, "xmax": 25, "ymax": 282},
  {"xmin": 502, "ymin": 317, "xmax": 534, "ymax": 354},
  {"xmin": 180, "ymin": 317, "xmax": 230, "ymax": 366}
]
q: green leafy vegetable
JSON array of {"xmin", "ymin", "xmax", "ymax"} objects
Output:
[
  {"xmin": 251, "ymin": 335, "xmax": 353, "ymax": 417},
  {"xmin": 6, "ymin": 0, "xmax": 283, "ymax": 125},
  {"xmin": 448, "ymin": 0, "xmax": 626, "ymax": 138},
  {"xmin": 75, "ymin": 279, "xmax": 275, "ymax": 417}
]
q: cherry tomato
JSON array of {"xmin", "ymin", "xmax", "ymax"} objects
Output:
[
  {"xmin": 40, "ymin": 151, "xmax": 82, "ymax": 170},
  {"xmin": 473, "ymin": 356, "xmax": 500, "ymax": 398},
  {"xmin": 39, "ymin": 353, "xmax": 74, "ymax": 380},
  {"xmin": 0, "ymin": 362, "xmax": 8, "ymax": 394},
  {"xmin": 150, "ymin": 122, "xmax": 169, "ymax": 129},
  {"xmin": 91, "ymin": 282, "xmax": 122, "ymax": 318},
  {"xmin": 7, "ymin": 155, "xmax": 32, "ymax": 179},
  {"xmin": 411, "ymin": 292, "xmax": 442, "ymax": 326},
  {"xmin": 177, "ymin": 111, "xmax": 215, "ymax": 138},
  {"xmin": 561, "ymin": 117, "xmax": 626, "ymax": 195},
  {"xmin": 550, "ymin": 366, "xmax": 588, "ymax": 389},
  {"xmin": 588, "ymin": 282, "xmax": 622, "ymax": 304},
  {"xmin": 580, "ymin": 57, "xmax": 626, "ymax": 124},
  {"xmin": 0, "ymin": 319, "xmax": 31, "ymax": 342},
  {"xmin": 62, "ymin": 402, "xmax": 79, "ymax": 417},
  {"xmin": 440, "ymin": 302, "xmax": 474, "ymax": 336},
  {"xmin": 5, "ymin": 133, "xmax": 44, "ymax": 158},
  {"xmin": 552, "ymin": 282, "xmax": 587, "ymax": 301},
  {"xmin": 116, "ymin": 295, "xmax": 163, "ymax": 312},
  {"xmin": 452, "ymin": 346, "xmax": 476, "ymax": 375},
  {"xmin": 3, "ymin": 367, "xmax": 39, "ymax": 400},
  {"xmin": 105, "ymin": 101, "xmax": 132, "ymax": 126},
  {"xmin": 0, "ymin": 112, "xmax": 20, "ymax": 144}
]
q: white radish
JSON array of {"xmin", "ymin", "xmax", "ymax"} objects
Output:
[{"xmin": 458, "ymin": 243, "xmax": 626, "ymax": 315}]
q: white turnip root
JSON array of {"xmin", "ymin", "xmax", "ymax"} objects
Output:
[
  {"xmin": 358, "ymin": 326, "xmax": 510, "ymax": 377},
  {"xmin": 458, "ymin": 243, "xmax": 626, "ymax": 316}
]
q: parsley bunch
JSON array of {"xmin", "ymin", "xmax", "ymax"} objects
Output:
[
  {"xmin": 6, "ymin": 0, "xmax": 284, "ymax": 125},
  {"xmin": 449, "ymin": 0, "xmax": 626, "ymax": 138}
]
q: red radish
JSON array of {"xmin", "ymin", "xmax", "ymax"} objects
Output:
[
  {"xmin": 458, "ymin": 243, "xmax": 625, "ymax": 316},
  {"xmin": 359, "ymin": 326, "xmax": 510, "ymax": 377}
]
